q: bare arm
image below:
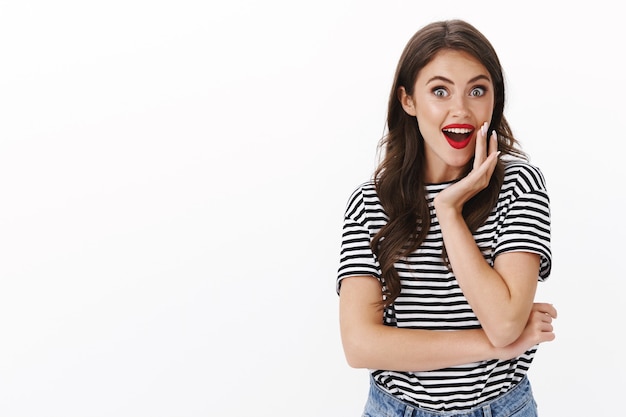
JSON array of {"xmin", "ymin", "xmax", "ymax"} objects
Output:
[
  {"xmin": 339, "ymin": 275, "xmax": 556, "ymax": 372},
  {"xmin": 433, "ymin": 123, "xmax": 541, "ymax": 347},
  {"xmin": 435, "ymin": 207, "xmax": 540, "ymax": 347}
]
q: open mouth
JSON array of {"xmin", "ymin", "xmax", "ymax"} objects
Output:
[{"xmin": 442, "ymin": 126, "xmax": 474, "ymax": 149}]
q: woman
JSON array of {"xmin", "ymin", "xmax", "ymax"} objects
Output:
[{"xmin": 337, "ymin": 20, "xmax": 557, "ymax": 416}]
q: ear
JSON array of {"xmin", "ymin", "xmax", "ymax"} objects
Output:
[{"xmin": 398, "ymin": 86, "xmax": 416, "ymax": 116}]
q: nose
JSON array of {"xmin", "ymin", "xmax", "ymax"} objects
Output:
[{"xmin": 450, "ymin": 95, "xmax": 470, "ymax": 118}]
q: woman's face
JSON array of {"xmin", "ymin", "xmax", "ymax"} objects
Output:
[{"xmin": 400, "ymin": 49, "xmax": 495, "ymax": 183}]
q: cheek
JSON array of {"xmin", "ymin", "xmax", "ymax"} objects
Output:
[
  {"xmin": 415, "ymin": 102, "xmax": 443, "ymax": 124},
  {"xmin": 483, "ymin": 97, "xmax": 496, "ymax": 118},
  {"xmin": 470, "ymin": 101, "xmax": 494, "ymax": 122}
]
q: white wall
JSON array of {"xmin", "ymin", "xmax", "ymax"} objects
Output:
[{"xmin": 0, "ymin": 1, "xmax": 622, "ymax": 416}]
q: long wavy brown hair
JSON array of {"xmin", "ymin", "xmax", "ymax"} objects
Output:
[{"xmin": 372, "ymin": 20, "xmax": 527, "ymax": 307}]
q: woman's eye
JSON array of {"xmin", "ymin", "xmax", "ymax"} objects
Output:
[
  {"xmin": 433, "ymin": 88, "xmax": 448, "ymax": 97},
  {"xmin": 470, "ymin": 87, "xmax": 486, "ymax": 97}
]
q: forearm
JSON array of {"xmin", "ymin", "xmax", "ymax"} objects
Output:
[
  {"xmin": 342, "ymin": 324, "xmax": 498, "ymax": 372},
  {"xmin": 338, "ymin": 276, "xmax": 550, "ymax": 373},
  {"xmin": 435, "ymin": 209, "xmax": 531, "ymax": 346}
]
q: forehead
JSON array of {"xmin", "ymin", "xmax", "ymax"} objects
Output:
[{"xmin": 417, "ymin": 49, "xmax": 491, "ymax": 84}]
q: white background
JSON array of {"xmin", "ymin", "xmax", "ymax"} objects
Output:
[{"xmin": 0, "ymin": 1, "xmax": 622, "ymax": 416}]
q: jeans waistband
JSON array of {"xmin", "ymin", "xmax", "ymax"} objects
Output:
[{"xmin": 365, "ymin": 376, "xmax": 536, "ymax": 417}]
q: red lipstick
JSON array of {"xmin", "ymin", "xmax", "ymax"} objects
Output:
[{"xmin": 442, "ymin": 124, "xmax": 474, "ymax": 149}]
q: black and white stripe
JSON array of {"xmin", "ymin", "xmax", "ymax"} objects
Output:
[{"xmin": 337, "ymin": 161, "xmax": 551, "ymax": 412}]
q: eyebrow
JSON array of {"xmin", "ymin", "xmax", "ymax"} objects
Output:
[{"xmin": 425, "ymin": 74, "xmax": 491, "ymax": 85}]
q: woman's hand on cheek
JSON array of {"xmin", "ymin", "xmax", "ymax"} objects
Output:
[{"xmin": 433, "ymin": 122, "xmax": 499, "ymax": 214}]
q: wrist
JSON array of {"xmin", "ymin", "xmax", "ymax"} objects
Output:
[{"xmin": 433, "ymin": 199, "xmax": 463, "ymax": 222}]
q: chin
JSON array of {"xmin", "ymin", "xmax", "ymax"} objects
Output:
[{"xmin": 445, "ymin": 154, "xmax": 473, "ymax": 169}]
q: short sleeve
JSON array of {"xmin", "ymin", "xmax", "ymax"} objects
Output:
[
  {"xmin": 336, "ymin": 185, "xmax": 382, "ymax": 294},
  {"xmin": 494, "ymin": 164, "xmax": 551, "ymax": 280}
]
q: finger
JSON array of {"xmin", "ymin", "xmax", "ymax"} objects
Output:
[
  {"xmin": 539, "ymin": 327, "xmax": 556, "ymax": 342},
  {"xmin": 488, "ymin": 130, "xmax": 498, "ymax": 156},
  {"xmin": 482, "ymin": 146, "xmax": 500, "ymax": 178},
  {"xmin": 473, "ymin": 122, "xmax": 489, "ymax": 169},
  {"xmin": 548, "ymin": 303, "xmax": 558, "ymax": 319},
  {"xmin": 542, "ymin": 303, "xmax": 557, "ymax": 318},
  {"xmin": 534, "ymin": 302, "xmax": 557, "ymax": 319},
  {"xmin": 536, "ymin": 320, "xmax": 554, "ymax": 335}
]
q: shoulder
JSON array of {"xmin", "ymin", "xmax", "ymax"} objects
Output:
[
  {"xmin": 345, "ymin": 180, "xmax": 378, "ymax": 207},
  {"xmin": 343, "ymin": 180, "xmax": 385, "ymax": 222},
  {"xmin": 502, "ymin": 160, "xmax": 548, "ymax": 194}
]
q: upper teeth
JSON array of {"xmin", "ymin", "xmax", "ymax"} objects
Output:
[{"xmin": 444, "ymin": 128, "xmax": 472, "ymax": 134}]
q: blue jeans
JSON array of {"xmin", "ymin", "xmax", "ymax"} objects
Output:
[{"xmin": 362, "ymin": 376, "xmax": 538, "ymax": 417}]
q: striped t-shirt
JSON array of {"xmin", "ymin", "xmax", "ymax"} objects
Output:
[{"xmin": 337, "ymin": 160, "xmax": 551, "ymax": 412}]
